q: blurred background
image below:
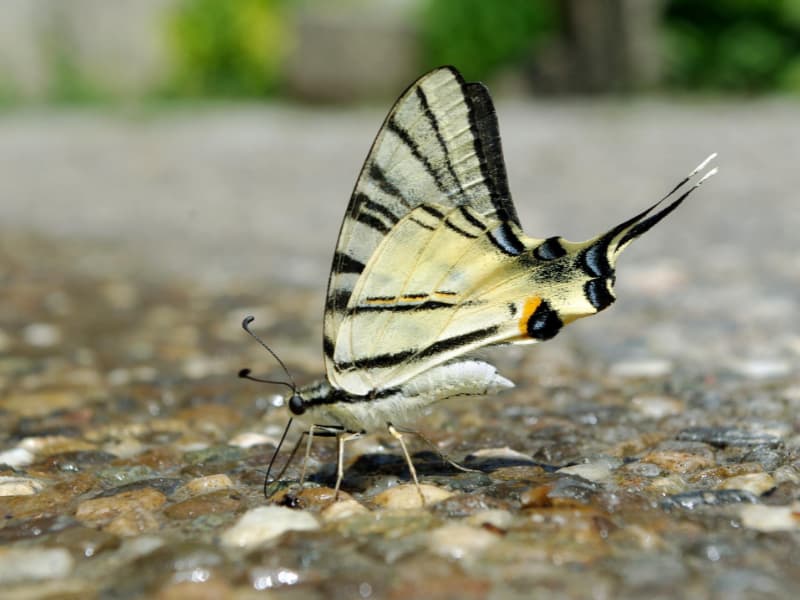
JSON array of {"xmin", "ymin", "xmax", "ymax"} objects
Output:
[
  {"xmin": 3, "ymin": 0, "xmax": 800, "ymax": 103},
  {"xmin": 0, "ymin": 0, "xmax": 798, "ymax": 364}
]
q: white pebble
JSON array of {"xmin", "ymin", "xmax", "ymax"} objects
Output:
[
  {"xmin": 610, "ymin": 359, "xmax": 672, "ymax": 379},
  {"xmin": 558, "ymin": 459, "xmax": 617, "ymax": 483},
  {"xmin": 0, "ymin": 447, "xmax": 35, "ymax": 468},
  {"xmin": 22, "ymin": 323, "xmax": 62, "ymax": 347},
  {"xmin": 428, "ymin": 523, "xmax": 499, "ymax": 560},
  {"xmin": 467, "ymin": 447, "xmax": 535, "ymax": 463},
  {"xmin": 0, "ymin": 547, "xmax": 73, "ymax": 583},
  {"xmin": 719, "ymin": 473, "xmax": 775, "ymax": 496},
  {"xmin": 228, "ymin": 432, "xmax": 279, "ymax": 448},
  {"xmin": 465, "ymin": 509, "xmax": 515, "ymax": 530},
  {"xmin": 221, "ymin": 506, "xmax": 319, "ymax": 549},
  {"xmin": 0, "ymin": 476, "xmax": 43, "ymax": 496},
  {"xmin": 372, "ymin": 484, "xmax": 453, "ymax": 509},
  {"xmin": 320, "ymin": 499, "xmax": 369, "ymax": 522},
  {"xmin": 631, "ymin": 395, "xmax": 684, "ymax": 418},
  {"xmin": 731, "ymin": 359, "xmax": 791, "ymax": 379},
  {"xmin": 740, "ymin": 503, "xmax": 800, "ymax": 532}
]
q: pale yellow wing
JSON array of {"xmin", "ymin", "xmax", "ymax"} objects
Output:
[{"xmin": 323, "ymin": 66, "xmax": 518, "ymax": 383}]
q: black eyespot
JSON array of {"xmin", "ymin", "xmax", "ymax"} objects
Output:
[
  {"xmin": 526, "ymin": 300, "xmax": 563, "ymax": 341},
  {"xmin": 534, "ymin": 237, "xmax": 566, "ymax": 261},
  {"xmin": 288, "ymin": 394, "xmax": 305, "ymax": 415}
]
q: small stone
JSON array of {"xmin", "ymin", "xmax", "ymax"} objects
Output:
[
  {"xmin": 372, "ymin": 484, "xmax": 454, "ymax": 509},
  {"xmin": 0, "ymin": 547, "xmax": 73, "ymax": 583},
  {"xmin": 228, "ymin": 432, "xmax": 277, "ymax": 448},
  {"xmin": 220, "ymin": 506, "xmax": 319, "ymax": 549},
  {"xmin": 661, "ymin": 489, "xmax": 758, "ymax": 510},
  {"xmin": 730, "ymin": 359, "xmax": 791, "ymax": 379},
  {"xmin": 465, "ymin": 509, "xmax": 515, "ymax": 530},
  {"xmin": 22, "ymin": 323, "xmax": 62, "ymax": 347},
  {"xmin": 609, "ymin": 359, "xmax": 672, "ymax": 379},
  {"xmin": 466, "ymin": 447, "xmax": 535, "ymax": 463},
  {"xmin": 641, "ymin": 451, "xmax": 715, "ymax": 474},
  {"xmin": 320, "ymin": 498, "xmax": 370, "ymax": 522},
  {"xmin": 164, "ymin": 490, "xmax": 242, "ymax": 520},
  {"xmin": 75, "ymin": 487, "xmax": 167, "ymax": 525},
  {"xmin": 0, "ymin": 476, "xmax": 43, "ymax": 496},
  {"xmin": 557, "ymin": 458, "xmax": 620, "ymax": 483},
  {"xmin": 773, "ymin": 465, "xmax": 800, "ymax": 485},
  {"xmin": 676, "ymin": 427, "xmax": 781, "ymax": 448},
  {"xmin": 631, "ymin": 395, "xmax": 684, "ymax": 418},
  {"xmin": 428, "ymin": 522, "xmax": 499, "ymax": 559},
  {"xmin": 740, "ymin": 503, "xmax": 800, "ymax": 532},
  {"xmin": 180, "ymin": 474, "xmax": 234, "ymax": 496},
  {"xmin": 106, "ymin": 508, "xmax": 161, "ymax": 536},
  {"xmin": 718, "ymin": 473, "xmax": 776, "ymax": 496}
]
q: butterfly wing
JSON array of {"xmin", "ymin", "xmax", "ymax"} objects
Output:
[
  {"xmin": 323, "ymin": 66, "xmax": 715, "ymax": 397},
  {"xmin": 323, "ymin": 66, "xmax": 519, "ymax": 389}
]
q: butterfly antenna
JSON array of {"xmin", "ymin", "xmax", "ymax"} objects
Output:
[
  {"xmin": 264, "ymin": 417, "xmax": 294, "ymax": 497},
  {"xmin": 239, "ymin": 315, "xmax": 297, "ymax": 391}
]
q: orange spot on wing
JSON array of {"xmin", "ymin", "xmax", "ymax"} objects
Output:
[{"xmin": 518, "ymin": 296, "xmax": 542, "ymax": 335}]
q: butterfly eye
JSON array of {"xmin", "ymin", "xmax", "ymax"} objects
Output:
[{"xmin": 288, "ymin": 394, "xmax": 306, "ymax": 415}]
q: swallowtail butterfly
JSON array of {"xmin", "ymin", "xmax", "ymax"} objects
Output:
[{"xmin": 243, "ymin": 66, "xmax": 716, "ymax": 499}]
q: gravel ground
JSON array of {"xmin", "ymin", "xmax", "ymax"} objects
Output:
[{"xmin": 0, "ymin": 98, "xmax": 799, "ymax": 599}]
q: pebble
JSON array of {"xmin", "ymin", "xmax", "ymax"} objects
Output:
[
  {"xmin": 676, "ymin": 427, "xmax": 781, "ymax": 448},
  {"xmin": 773, "ymin": 465, "xmax": 800, "ymax": 485},
  {"xmin": 631, "ymin": 395, "xmax": 685, "ymax": 418},
  {"xmin": 428, "ymin": 522, "xmax": 500, "ymax": 560},
  {"xmin": 22, "ymin": 323, "xmax": 62, "ymax": 347},
  {"xmin": 0, "ymin": 476, "xmax": 43, "ymax": 496},
  {"xmin": 164, "ymin": 490, "xmax": 242, "ymax": 520},
  {"xmin": 557, "ymin": 458, "xmax": 620, "ymax": 483},
  {"xmin": 0, "ymin": 547, "xmax": 73, "ymax": 584},
  {"xmin": 372, "ymin": 484, "xmax": 454, "ymax": 509},
  {"xmin": 106, "ymin": 508, "xmax": 161, "ymax": 536},
  {"xmin": 730, "ymin": 359, "xmax": 791, "ymax": 379},
  {"xmin": 609, "ymin": 359, "xmax": 672, "ymax": 379},
  {"xmin": 740, "ymin": 503, "xmax": 800, "ymax": 532},
  {"xmin": 718, "ymin": 473, "xmax": 776, "ymax": 496},
  {"xmin": 75, "ymin": 488, "xmax": 167, "ymax": 525},
  {"xmin": 320, "ymin": 498, "xmax": 370, "ymax": 522},
  {"xmin": 220, "ymin": 506, "xmax": 319, "ymax": 549},
  {"xmin": 228, "ymin": 432, "xmax": 278, "ymax": 448},
  {"xmin": 661, "ymin": 489, "xmax": 759, "ymax": 510},
  {"xmin": 465, "ymin": 509, "xmax": 515, "ymax": 530},
  {"xmin": 179, "ymin": 474, "xmax": 234, "ymax": 496},
  {"xmin": 641, "ymin": 450, "xmax": 715, "ymax": 474}
]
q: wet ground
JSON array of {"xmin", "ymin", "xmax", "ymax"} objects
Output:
[{"xmin": 0, "ymin": 99, "xmax": 799, "ymax": 599}]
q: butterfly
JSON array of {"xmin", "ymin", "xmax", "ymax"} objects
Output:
[{"xmin": 241, "ymin": 66, "xmax": 716, "ymax": 500}]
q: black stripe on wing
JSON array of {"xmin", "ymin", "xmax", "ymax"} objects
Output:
[
  {"xmin": 417, "ymin": 86, "xmax": 465, "ymax": 196},
  {"xmin": 387, "ymin": 116, "xmax": 448, "ymax": 194},
  {"xmin": 335, "ymin": 325, "xmax": 500, "ymax": 371},
  {"xmin": 462, "ymin": 78, "xmax": 519, "ymax": 226}
]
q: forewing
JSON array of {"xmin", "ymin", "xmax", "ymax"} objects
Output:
[{"xmin": 323, "ymin": 66, "xmax": 518, "ymax": 382}]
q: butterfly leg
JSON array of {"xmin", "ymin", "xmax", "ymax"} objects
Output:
[
  {"xmin": 391, "ymin": 424, "xmax": 482, "ymax": 474},
  {"xmin": 387, "ymin": 423, "xmax": 424, "ymax": 505},
  {"xmin": 334, "ymin": 431, "xmax": 362, "ymax": 500}
]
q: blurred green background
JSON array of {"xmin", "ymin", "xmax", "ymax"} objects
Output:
[{"xmin": 1, "ymin": 0, "xmax": 800, "ymax": 106}]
